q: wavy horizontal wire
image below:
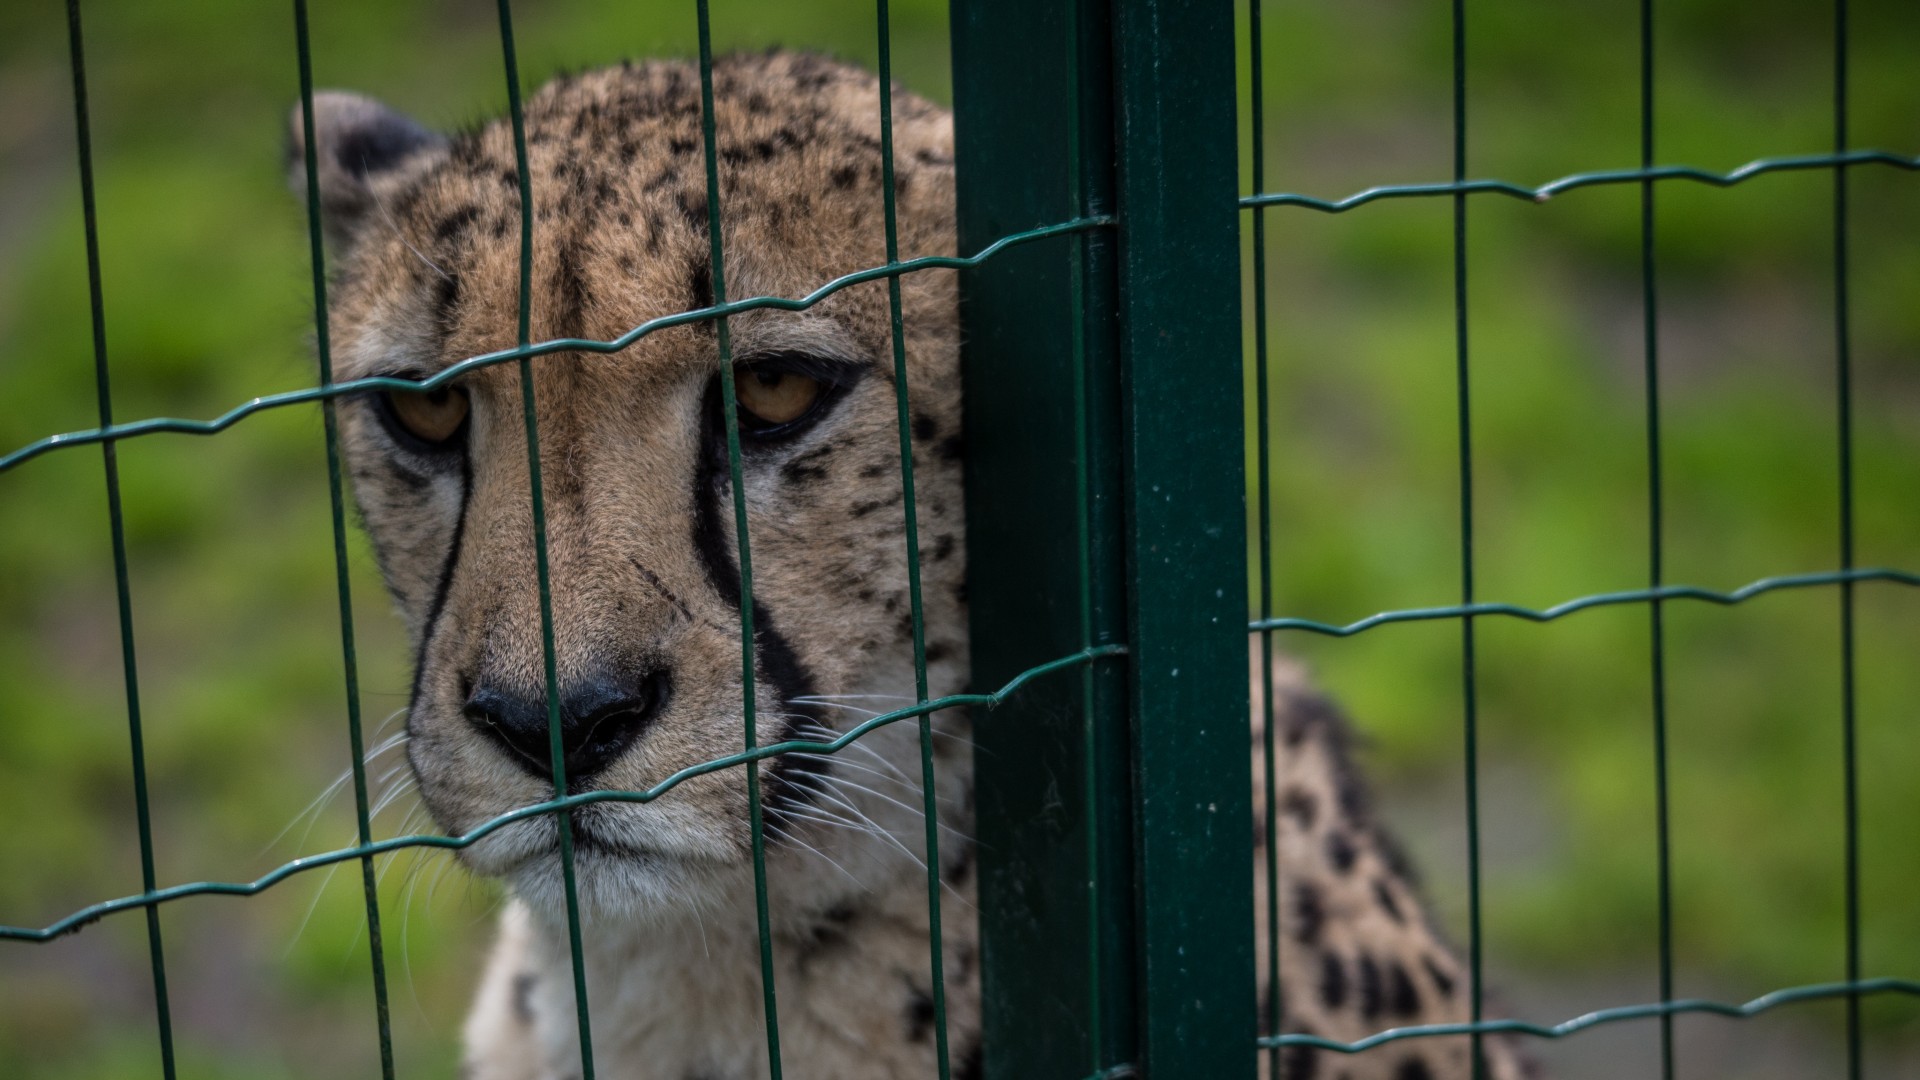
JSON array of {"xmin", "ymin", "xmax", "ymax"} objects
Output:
[
  {"xmin": 1250, "ymin": 567, "xmax": 1918, "ymax": 636},
  {"xmin": 1258, "ymin": 977, "xmax": 1920, "ymax": 1053},
  {"xmin": 0, "ymin": 644, "xmax": 1124, "ymax": 943},
  {"xmin": 0, "ymin": 216, "xmax": 1113, "ymax": 475},
  {"xmin": 1241, "ymin": 149, "xmax": 1918, "ymax": 212}
]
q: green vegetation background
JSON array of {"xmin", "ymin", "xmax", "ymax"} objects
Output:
[{"xmin": 0, "ymin": 0, "xmax": 1912, "ymax": 1077}]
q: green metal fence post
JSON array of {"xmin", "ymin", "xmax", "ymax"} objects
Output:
[
  {"xmin": 1110, "ymin": 1, "xmax": 1255, "ymax": 1076},
  {"xmin": 957, "ymin": 0, "xmax": 1252, "ymax": 1075},
  {"xmin": 952, "ymin": 2, "xmax": 1135, "ymax": 1077}
]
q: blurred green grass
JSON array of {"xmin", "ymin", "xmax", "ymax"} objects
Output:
[{"xmin": 0, "ymin": 0, "xmax": 1914, "ymax": 1076}]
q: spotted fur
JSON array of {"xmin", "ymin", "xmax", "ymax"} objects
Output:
[{"xmin": 289, "ymin": 51, "xmax": 1528, "ymax": 1080}]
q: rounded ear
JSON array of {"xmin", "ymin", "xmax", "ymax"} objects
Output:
[{"xmin": 287, "ymin": 91, "xmax": 447, "ymax": 251}]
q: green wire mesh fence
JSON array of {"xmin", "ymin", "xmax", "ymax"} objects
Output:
[
  {"xmin": 1245, "ymin": 0, "xmax": 1917, "ymax": 1078},
  {"xmin": 3, "ymin": 1, "xmax": 1917, "ymax": 1079}
]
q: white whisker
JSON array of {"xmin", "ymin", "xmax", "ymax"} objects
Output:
[
  {"xmin": 767, "ymin": 821, "xmax": 868, "ymax": 891},
  {"xmin": 790, "ymin": 780, "xmax": 930, "ymax": 873},
  {"xmin": 783, "ymin": 750, "xmax": 933, "ymax": 797},
  {"xmin": 805, "ymin": 772, "xmax": 969, "ymax": 839}
]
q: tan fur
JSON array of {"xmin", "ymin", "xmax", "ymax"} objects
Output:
[{"xmin": 291, "ymin": 52, "xmax": 1528, "ymax": 1080}]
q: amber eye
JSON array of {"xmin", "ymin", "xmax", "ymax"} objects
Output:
[
  {"xmin": 734, "ymin": 367, "xmax": 824, "ymax": 431},
  {"xmin": 383, "ymin": 386, "xmax": 469, "ymax": 446}
]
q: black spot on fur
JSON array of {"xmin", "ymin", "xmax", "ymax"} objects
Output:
[
  {"xmin": 1357, "ymin": 953, "xmax": 1383, "ymax": 1019},
  {"xmin": 782, "ymin": 458, "xmax": 827, "ymax": 484},
  {"xmin": 1282, "ymin": 1041, "xmax": 1320, "ymax": 1080},
  {"xmin": 1319, "ymin": 950, "xmax": 1348, "ymax": 1009},
  {"xmin": 1280, "ymin": 787, "xmax": 1318, "ymax": 830},
  {"xmin": 644, "ymin": 165, "xmax": 681, "ymax": 194},
  {"xmin": 904, "ymin": 987, "xmax": 936, "ymax": 1042},
  {"xmin": 677, "ymin": 190, "xmax": 709, "ymax": 231},
  {"xmin": 911, "ymin": 411, "xmax": 938, "ymax": 443},
  {"xmin": 830, "ymin": 164, "xmax": 860, "ymax": 189},
  {"xmin": 1325, "ymin": 830, "xmax": 1357, "ymax": 873},
  {"xmin": 555, "ymin": 244, "xmax": 589, "ymax": 339},
  {"xmin": 930, "ymin": 533, "xmax": 956, "ymax": 563},
  {"xmin": 850, "ymin": 497, "xmax": 893, "ymax": 519},
  {"xmin": 432, "ymin": 205, "xmax": 481, "ymax": 243},
  {"xmin": 431, "ymin": 273, "xmax": 462, "ymax": 341},
  {"xmin": 860, "ymin": 461, "xmax": 889, "ymax": 479},
  {"xmin": 1292, "ymin": 882, "xmax": 1324, "ymax": 945},
  {"xmin": 688, "ymin": 259, "xmax": 714, "ymax": 319},
  {"xmin": 796, "ymin": 915, "xmax": 850, "ymax": 966},
  {"xmin": 925, "ymin": 640, "xmax": 953, "ymax": 663},
  {"xmin": 1385, "ymin": 959, "xmax": 1421, "ymax": 1017},
  {"xmin": 511, "ymin": 971, "xmax": 537, "ymax": 1023},
  {"xmin": 1396, "ymin": 1059, "xmax": 1436, "ymax": 1080},
  {"xmin": 780, "ymin": 443, "xmax": 834, "ymax": 485},
  {"xmin": 945, "ymin": 841, "xmax": 974, "ymax": 886},
  {"xmin": 1373, "ymin": 879, "xmax": 1404, "ymax": 924},
  {"xmin": 1422, "ymin": 955, "xmax": 1456, "ymax": 998}
]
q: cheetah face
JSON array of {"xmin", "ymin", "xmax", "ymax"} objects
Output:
[{"xmin": 289, "ymin": 56, "xmax": 967, "ymax": 919}]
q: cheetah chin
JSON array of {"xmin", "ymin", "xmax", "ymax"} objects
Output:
[{"xmin": 289, "ymin": 50, "xmax": 1533, "ymax": 1080}]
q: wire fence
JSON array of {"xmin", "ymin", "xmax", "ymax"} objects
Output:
[
  {"xmin": 9, "ymin": 2, "xmax": 1092, "ymax": 1079},
  {"xmin": 1244, "ymin": 0, "xmax": 1917, "ymax": 1076},
  {"xmin": 2, "ymin": 0, "xmax": 1917, "ymax": 1079}
]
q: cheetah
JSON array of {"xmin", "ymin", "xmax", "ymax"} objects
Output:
[{"xmin": 288, "ymin": 51, "xmax": 1531, "ymax": 1080}]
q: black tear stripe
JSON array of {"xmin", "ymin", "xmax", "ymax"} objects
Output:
[
  {"xmin": 691, "ymin": 380, "xmax": 828, "ymax": 837},
  {"xmin": 405, "ymin": 453, "xmax": 473, "ymax": 734}
]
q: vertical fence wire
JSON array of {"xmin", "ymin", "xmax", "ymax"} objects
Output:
[
  {"xmin": 493, "ymin": 3, "xmax": 598, "ymax": 1075},
  {"xmin": 871, "ymin": 3, "xmax": 954, "ymax": 1076},
  {"xmin": 1245, "ymin": 0, "xmax": 1283, "ymax": 1076},
  {"xmin": 1830, "ymin": 2, "xmax": 1861, "ymax": 1077},
  {"xmin": 691, "ymin": 6, "xmax": 786, "ymax": 1074},
  {"xmin": 1448, "ymin": 1, "xmax": 1486, "ymax": 1076},
  {"xmin": 61, "ymin": 4, "xmax": 177, "ymax": 1077},
  {"xmin": 290, "ymin": 2, "xmax": 397, "ymax": 1074},
  {"xmin": 1637, "ymin": 1, "xmax": 1676, "ymax": 1077},
  {"xmin": 1065, "ymin": 1, "xmax": 1104, "ymax": 1070}
]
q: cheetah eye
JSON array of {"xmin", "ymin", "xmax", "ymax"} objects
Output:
[
  {"xmin": 734, "ymin": 367, "xmax": 826, "ymax": 434},
  {"xmin": 379, "ymin": 385, "xmax": 470, "ymax": 449}
]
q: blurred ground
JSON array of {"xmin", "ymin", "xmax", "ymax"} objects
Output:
[{"xmin": 0, "ymin": 0, "xmax": 1915, "ymax": 1077}]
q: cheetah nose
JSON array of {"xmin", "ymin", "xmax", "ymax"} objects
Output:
[{"xmin": 462, "ymin": 669, "xmax": 670, "ymax": 786}]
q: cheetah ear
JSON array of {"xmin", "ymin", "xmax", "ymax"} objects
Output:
[{"xmin": 287, "ymin": 91, "xmax": 447, "ymax": 250}]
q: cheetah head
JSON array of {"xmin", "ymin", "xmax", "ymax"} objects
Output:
[{"xmin": 288, "ymin": 54, "xmax": 967, "ymax": 922}]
